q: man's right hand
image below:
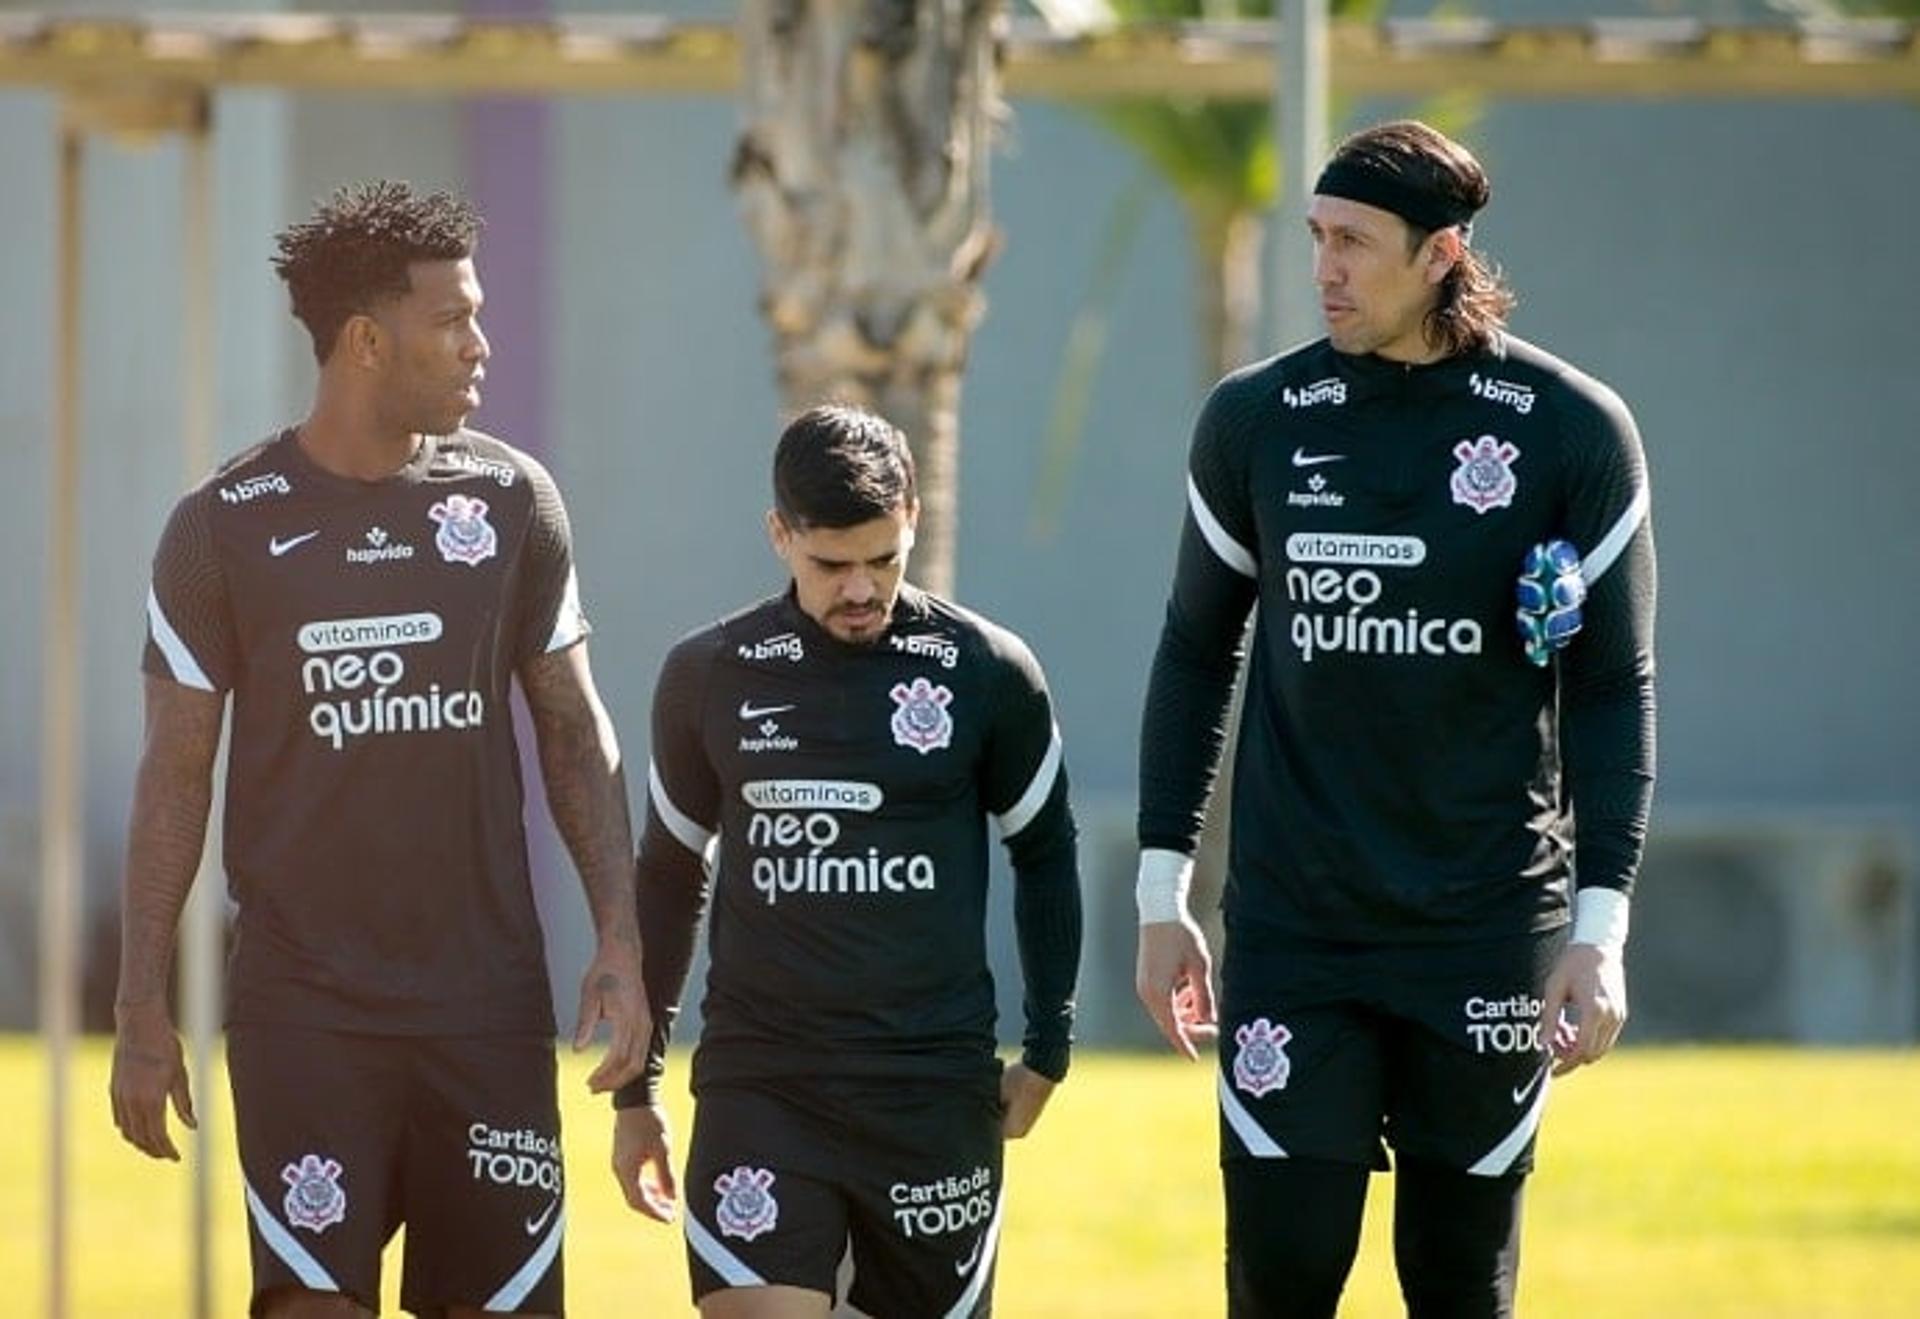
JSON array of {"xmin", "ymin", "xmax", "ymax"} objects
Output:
[
  {"xmin": 612, "ymin": 1104, "xmax": 678, "ymax": 1223},
  {"xmin": 110, "ymin": 1001, "xmax": 196, "ymax": 1160},
  {"xmin": 1136, "ymin": 917, "xmax": 1218, "ymax": 1060}
]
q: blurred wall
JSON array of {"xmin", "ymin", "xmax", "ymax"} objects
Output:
[{"xmin": 1, "ymin": 0, "xmax": 1915, "ymax": 1039}]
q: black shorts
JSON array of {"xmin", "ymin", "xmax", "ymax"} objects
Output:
[
  {"xmin": 683, "ymin": 1074, "xmax": 1004, "ymax": 1317},
  {"xmin": 227, "ymin": 1025, "xmax": 564, "ymax": 1316},
  {"xmin": 1217, "ymin": 926, "xmax": 1566, "ymax": 1179}
]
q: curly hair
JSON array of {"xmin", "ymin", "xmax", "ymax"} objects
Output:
[{"xmin": 271, "ymin": 181, "xmax": 480, "ymax": 363}]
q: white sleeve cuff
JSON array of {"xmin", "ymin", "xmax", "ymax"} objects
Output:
[
  {"xmin": 1136, "ymin": 848, "xmax": 1195, "ymax": 925},
  {"xmin": 1571, "ymin": 887, "xmax": 1630, "ymax": 955}
]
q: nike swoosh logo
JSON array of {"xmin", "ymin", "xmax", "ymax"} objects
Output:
[
  {"xmin": 738, "ymin": 702, "xmax": 795, "ymax": 721},
  {"xmin": 1512, "ymin": 1063, "xmax": 1549, "ymax": 1107},
  {"xmin": 954, "ymin": 1235, "xmax": 984, "ymax": 1277},
  {"xmin": 269, "ymin": 530, "xmax": 319, "ymax": 557},
  {"xmin": 1291, "ymin": 448, "xmax": 1346, "ymax": 467},
  {"xmin": 525, "ymin": 1197, "xmax": 558, "ymax": 1236}
]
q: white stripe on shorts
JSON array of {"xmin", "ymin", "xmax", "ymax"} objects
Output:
[
  {"xmin": 686, "ymin": 1210, "xmax": 767, "ymax": 1288},
  {"xmin": 485, "ymin": 1203, "xmax": 565, "ymax": 1311},
  {"xmin": 244, "ymin": 1180, "xmax": 340, "ymax": 1293},
  {"xmin": 1218, "ymin": 1073, "xmax": 1288, "ymax": 1159}
]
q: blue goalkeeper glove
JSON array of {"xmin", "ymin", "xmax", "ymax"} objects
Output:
[{"xmin": 1516, "ymin": 539, "xmax": 1585, "ymax": 667}]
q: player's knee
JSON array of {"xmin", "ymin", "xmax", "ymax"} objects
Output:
[
  {"xmin": 1393, "ymin": 1157, "xmax": 1524, "ymax": 1319},
  {"xmin": 1224, "ymin": 1157, "xmax": 1369, "ymax": 1319}
]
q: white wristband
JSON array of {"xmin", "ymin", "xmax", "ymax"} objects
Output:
[
  {"xmin": 1136, "ymin": 848, "xmax": 1195, "ymax": 925},
  {"xmin": 1571, "ymin": 887, "xmax": 1630, "ymax": 956}
]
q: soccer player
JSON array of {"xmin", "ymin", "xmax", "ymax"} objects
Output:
[
  {"xmin": 1134, "ymin": 120, "xmax": 1656, "ymax": 1317},
  {"xmin": 109, "ymin": 182, "xmax": 649, "ymax": 1318},
  {"xmin": 611, "ymin": 404, "xmax": 1082, "ymax": 1318}
]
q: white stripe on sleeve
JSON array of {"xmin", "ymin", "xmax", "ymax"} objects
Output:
[
  {"xmin": 649, "ymin": 760, "xmax": 716, "ymax": 858},
  {"xmin": 1580, "ymin": 484, "xmax": 1650, "ymax": 588},
  {"xmin": 1187, "ymin": 476, "xmax": 1257, "ymax": 578},
  {"xmin": 147, "ymin": 586, "xmax": 215, "ymax": 691},
  {"xmin": 544, "ymin": 565, "xmax": 587, "ymax": 653},
  {"xmin": 994, "ymin": 722, "xmax": 1063, "ymax": 840}
]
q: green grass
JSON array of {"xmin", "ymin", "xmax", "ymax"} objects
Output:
[{"xmin": 3, "ymin": 1039, "xmax": 1917, "ymax": 1315}]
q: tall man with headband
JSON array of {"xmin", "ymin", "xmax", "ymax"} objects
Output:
[{"xmin": 1134, "ymin": 120, "xmax": 1656, "ymax": 1316}]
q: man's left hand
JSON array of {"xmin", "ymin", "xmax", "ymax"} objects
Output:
[
  {"xmin": 573, "ymin": 936, "xmax": 651, "ymax": 1093},
  {"xmin": 999, "ymin": 1063, "xmax": 1058, "ymax": 1140},
  {"xmin": 1537, "ymin": 941, "xmax": 1628, "ymax": 1077}
]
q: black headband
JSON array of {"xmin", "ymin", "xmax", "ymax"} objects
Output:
[{"xmin": 1314, "ymin": 157, "xmax": 1478, "ymax": 234}]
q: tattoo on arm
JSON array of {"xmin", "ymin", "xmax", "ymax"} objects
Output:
[
  {"xmin": 521, "ymin": 643, "xmax": 639, "ymax": 945},
  {"xmin": 118, "ymin": 676, "xmax": 225, "ymax": 1012}
]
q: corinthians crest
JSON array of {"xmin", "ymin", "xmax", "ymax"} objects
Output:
[
  {"xmin": 428, "ymin": 493, "xmax": 498, "ymax": 565},
  {"xmin": 1450, "ymin": 434, "xmax": 1521, "ymax": 514},
  {"xmin": 281, "ymin": 1153, "xmax": 347, "ymax": 1233},
  {"xmin": 713, "ymin": 1166, "xmax": 779, "ymax": 1241},
  {"xmin": 1232, "ymin": 1018, "xmax": 1293, "ymax": 1098},
  {"xmin": 889, "ymin": 676, "xmax": 954, "ymax": 754}
]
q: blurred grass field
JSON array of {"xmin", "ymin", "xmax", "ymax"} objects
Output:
[{"xmin": 2, "ymin": 1038, "xmax": 1917, "ymax": 1316}]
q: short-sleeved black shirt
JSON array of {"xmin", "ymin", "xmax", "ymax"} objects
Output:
[{"xmin": 143, "ymin": 427, "xmax": 586, "ymax": 1035}]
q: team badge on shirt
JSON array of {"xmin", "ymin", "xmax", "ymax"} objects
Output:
[
  {"xmin": 1450, "ymin": 435, "xmax": 1520, "ymax": 514},
  {"xmin": 889, "ymin": 676, "xmax": 954, "ymax": 754},
  {"xmin": 280, "ymin": 1153, "xmax": 347, "ymax": 1233},
  {"xmin": 1231, "ymin": 1018, "xmax": 1293, "ymax": 1098},
  {"xmin": 428, "ymin": 493, "xmax": 498, "ymax": 566},
  {"xmin": 713, "ymin": 1166, "xmax": 779, "ymax": 1241}
]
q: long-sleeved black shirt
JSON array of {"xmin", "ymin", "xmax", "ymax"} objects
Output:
[
  {"xmin": 618, "ymin": 584, "xmax": 1082, "ymax": 1107},
  {"xmin": 1139, "ymin": 333, "xmax": 1656, "ymax": 941}
]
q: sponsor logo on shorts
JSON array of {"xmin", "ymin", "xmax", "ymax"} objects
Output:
[
  {"xmin": 1450, "ymin": 434, "xmax": 1520, "ymax": 514},
  {"xmin": 738, "ymin": 700, "xmax": 795, "ymax": 721},
  {"xmin": 1291, "ymin": 447, "xmax": 1345, "ymax": 467},
  {"xmin": 1463, "ymin": 994, "xmax": 1545, "ymax": 1055},
  {"xmin": 714, "ymin": 1166, "xmax": 779, "ymax": 1241},
  {"xmin": 889, "ymin": 632, "xmax": 960, "ymax": 669},
  {"xmin": 889, "ymin": 1166, "xmax": 993, "ymax": 1240},
  {"xmin": 1511, "ymin": 1062, "xmax": 1549, "ymax": 1106},
  {"xmin": 736, "ymin": 632, "xmax": 805, "ymax": 664},
  {"xmin": 281, "ymin": 1154, "xmax": 347, "ymax": 1233},
  {"xmin": 1231, "ymin": 1018, "xmax": 1292, "ymax": 1098},
  {"xmin": 221, "ymin": 472, "xmax": 292, "ymax": 505},
  {"xmin": 428, "ymin": 493, "xmax": 498, "ymax": 566},
  {"xmin": 467, "ymin": 1122, "xmax": 565, "ymax": 1194},
  {"xmin": 524, "ymin": 1197, "xmax": 560, "ymax": 1235},
  {"xmin": 889, "ymin": 676, "xmax": 954, "ymax": 754}
]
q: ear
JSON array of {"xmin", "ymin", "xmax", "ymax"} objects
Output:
[
  {"xmin": 901, "ymin": 498, "xmax": 920, "ymax": 552},
  {"xmin": 1424, "ymin": 227, "xmax": 1465, "ymax": 287},
  {"xmin": 339, "ymin": 313, "xmax": 383, "ymax": 370},
  {"xmin": 766, "ymin": 508, "xmax": 792, "ymax": 564}
]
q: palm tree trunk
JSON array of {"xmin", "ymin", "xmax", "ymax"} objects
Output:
[
  {"xmin": 732, "ymin": 0, "xmax": 1004, "ymax": 596},
  {"xmin": 1189, "ymin": 202, "xmax": 1265, "ymax": 385}
]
